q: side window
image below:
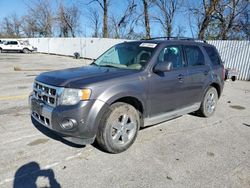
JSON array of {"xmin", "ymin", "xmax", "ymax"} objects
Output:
[
  {"xmin": 11, "ymin": 41, "xmax": 18, "ymax": 45},
  {"xmin": 184, "ymin": 46, "xmax": 205, "ymax": 66},
  {"xmin": 157, "ymin": 46, "xmax": 183, "ymax": 69},
  {"xmin": 204, "ymin": 46, "xmax": 221, "ymax": 65}
]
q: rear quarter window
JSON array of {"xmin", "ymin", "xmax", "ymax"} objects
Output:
[
  {"xmin": 204, "ymin": 46, "xmax": 221, "ymax": 65},
  {"xmin": 184, "ymin": 46, "xmax": 205, "ymax": 66}
]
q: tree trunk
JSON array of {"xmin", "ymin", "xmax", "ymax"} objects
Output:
[
  {"xmin": 143, "ymin": 0, "xmax": 151, "ymax": 39},
  {"xmin": 198, "ymin": 0, "xmax": 219, "ymax": 39},
  {"xmin": 198, "ymin": 16, "xmax": 211, "ymax": 39},
  {"xmin": 94, "ymin": 23, "xmax": 98, "ymax": 37},
  {"xmin": 167, "ymin": 24, "xmax": 172, "ymax": 38},
  {"xmin": 103, "ymin": 0, "xmax": 108, "ymax": 38},
  {"xmin": 219, "ymin": 9, "xmax": 235, "ymax": 40},
  {"xmin": 219, "ymin": 20, "xmax": 227, "ymax": 39}
]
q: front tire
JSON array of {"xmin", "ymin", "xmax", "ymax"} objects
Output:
[
  {"xmin": 96, "ymin": 102, "xmax": 141, "ymax": 153},
  {"xmin": 23, "ymin": 48, "xmax": 30, "ymax": 54},
  {"xmin": 0, "ymin": 48, "xmax": 2, "ymax": 53},
  {"xmin": 196, "ymin": 87, "xmax": 218, "ymax": 117}
]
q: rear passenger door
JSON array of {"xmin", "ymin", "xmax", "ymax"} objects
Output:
[
  {"xmin": 10, "ymin": 41, "xmax": 19, "ymax": 51},
  {"xmin": 184, "ymin": 45, "xmax": 211, "ymax": 105}
]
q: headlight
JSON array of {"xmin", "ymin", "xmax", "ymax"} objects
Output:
[{"xmin": 60, "ymin": 88, "xmax": 91, "ymax": 105}]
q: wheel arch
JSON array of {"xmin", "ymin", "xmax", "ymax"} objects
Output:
[
  {"xmin": 111, "ymin": 96, "xmax": 144, "ymax": 116},
  {"xmin": 210, "ymin": 82, "xmax": 221, "ymax": 98},
  {"xmin": 85, "ymin": 94, "xmax": 146, "ymax": 138},
  {"xmin": 22, "ymin": 48, "xmax": 30, "ymax": 52}
]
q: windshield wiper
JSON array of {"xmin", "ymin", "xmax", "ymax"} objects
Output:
[
  {"xmin": 99, "ymin": 64, "xmax": 119, "ymax": 68},
  {"xmin": 91, "ymin": 62, "xmax": 99, "ymax": 66},
  {"xmin": 91, "ymin": 62, "xmax": 128, "ymax": 69}
]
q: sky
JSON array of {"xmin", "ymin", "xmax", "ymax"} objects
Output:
[{"xmin": 0, "ymin": 0, "xmax": 195, "ymax": 38}]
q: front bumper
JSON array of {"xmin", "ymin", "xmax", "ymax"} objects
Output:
[{"xmin": 29, "ymin": 95, "xmax": 106, "ymax": 145}]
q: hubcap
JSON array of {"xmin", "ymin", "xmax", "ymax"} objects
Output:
[
  {"xmin": 111, "ymin": 114, "xmax": 136, "ymax": 145},
  {"xmin": 206, "ymin": 91, "xmax": 216, "ymax": 114}
]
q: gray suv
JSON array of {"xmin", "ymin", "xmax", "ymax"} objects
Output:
[{"xmin": 30, "ymin": 38, "xmax": 224, "ymax": 153}]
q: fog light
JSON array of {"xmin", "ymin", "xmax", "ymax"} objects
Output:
[{"xmin": 60, "ymin": 119, "xmax": 77, "ymax": 130}]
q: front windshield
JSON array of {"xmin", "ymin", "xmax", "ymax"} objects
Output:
[{"xmin": 93, "ymin": 42, "xmax": 157, "ymax": 70}]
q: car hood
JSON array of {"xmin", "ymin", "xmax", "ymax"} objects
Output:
[{"xmin": 35, "ymin": 65, "xmax": 137, "ymax": 88}]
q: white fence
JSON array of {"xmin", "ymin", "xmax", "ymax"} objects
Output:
[
  {"xmin": 2, "ymin": 37, "xmax": 249, "ymax": 80},
  {"xmin": 28, "ymin": 38, "xmax": 127, "ymax": 60},
  {"xmin": 208, "ymin": 41, "xmax": 250, "ymax": 81}
]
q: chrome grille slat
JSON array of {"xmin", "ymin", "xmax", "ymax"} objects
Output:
[
  {"xmin": 34, "ymin": 89, "xmax": 56, "ymax": 98},
  {"xmin": 33, "ymin": 81, "xmax": 61, "ymax": 107}
]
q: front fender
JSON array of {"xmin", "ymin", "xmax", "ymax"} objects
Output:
[
  {"xmin": 84, "ymin": 99, "xmax": 110, "ymax": 138},
  {"xmin": 86, "ymin": 79, "xmax": 148, "ymax": 136},
  {"xmin": 97, "ymin": 82, "xmax": 147, "ymax": 108}
]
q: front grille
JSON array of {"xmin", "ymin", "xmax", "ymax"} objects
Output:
[{"xmin": 33, "ymin": 81, "xmax": 59, "ymax": 107}]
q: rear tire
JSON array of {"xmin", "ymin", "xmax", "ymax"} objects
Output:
[
  {"xmin": 96, "ymin": 102, "xmax": 140, "ymax": 153},
  {"xmin": 196, "ymin": 87, "xmax": 218, "ymax": 117},
  {"xmin": 0, "ymin": 48, "xmax": 2, "ymax": 53}
]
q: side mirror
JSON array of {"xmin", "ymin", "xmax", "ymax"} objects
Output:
[{"xmin": 154, "ymin": 62, "xmax": 173, "ymax": 72}]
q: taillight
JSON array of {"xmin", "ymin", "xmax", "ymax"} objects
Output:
[{"xmin": 222, "ymin": 64, "xmax": 225, "ymax": 80}]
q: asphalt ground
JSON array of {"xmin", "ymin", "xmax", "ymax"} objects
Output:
[{"xmin": 0, "ymin": 53, "xmax": 249, "ymax": 188}]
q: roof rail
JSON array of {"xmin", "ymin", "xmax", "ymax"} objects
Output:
[{"xmin": 142, "ymin": 37, "xmax": 207, "ymax": 43}]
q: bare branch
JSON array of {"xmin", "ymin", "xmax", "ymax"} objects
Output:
[
  {"xmin": 88, "ymin": 8, "xmax": 101, "ymax": 37},
  {"xmin": 57, "ymin": 3, "xmax": 81, "ymax": 37},
  {"xmin": 153, "ymin": 0, "xmax": 182, "ymax": 37},
  {"xmin": 24, "ymin": 0, "xmax": 54, "ymax": 37}
]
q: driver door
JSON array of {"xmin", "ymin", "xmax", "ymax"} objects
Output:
[{"xmin": 148, "ymin": 45, "xmax": 189, "ymax": 117}]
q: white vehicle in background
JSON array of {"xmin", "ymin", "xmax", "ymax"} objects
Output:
[{"xmin": 0, "ymin": 40, "xmax": 37, "ymax": 53}]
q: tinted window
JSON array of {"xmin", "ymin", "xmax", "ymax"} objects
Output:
[
  {"xmin": 11, "ymin": 41, "xmax": 18, "ymax": 45},
  {"xmin": 204, "ymin": 46, "xmax": 221, "ymax": 65},
  {"xmin": 157, "ymin": 46, "xmax": 183, "ymax": 69},
  {"xmin": 184, "ymin": 46, "xmax": 205, "ymax": 66}
]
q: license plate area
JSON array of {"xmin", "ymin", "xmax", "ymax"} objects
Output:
[{"xmin": 31, "ymin": 98, "xmax": 44, "ymax": 114}]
